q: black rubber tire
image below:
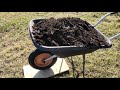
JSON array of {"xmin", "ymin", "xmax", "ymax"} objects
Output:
[{"xmin": 28, "ymin": 49, "xmax": 57, "ymax": 70}]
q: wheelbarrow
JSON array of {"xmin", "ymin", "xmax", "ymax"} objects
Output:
[{"xmin": 28, "ymin": 12, "xmax": 120, "ymax": 77}]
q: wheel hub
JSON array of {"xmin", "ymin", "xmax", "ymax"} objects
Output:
[{"xmin": 34, "ymin": 53, "xmax": 53, "ymax": 67}]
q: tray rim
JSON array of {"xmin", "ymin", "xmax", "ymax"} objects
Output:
[{"xmin": 28, "ymin": 18, "xmax": 112, "ymax": 49}]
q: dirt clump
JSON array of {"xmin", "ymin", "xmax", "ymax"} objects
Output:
[{"xmin": 32, "ymin": 17, "xmax": 109, "ymax": 47}]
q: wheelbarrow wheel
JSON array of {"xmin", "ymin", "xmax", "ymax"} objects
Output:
[{"xmin": 28, "ymin": 49, "xmax": 57, "ymax": 70}]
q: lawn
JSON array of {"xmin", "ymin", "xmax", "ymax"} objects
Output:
[{"xmin": 0, "ymin": 12, "xmax": 120, "ymax": 78}]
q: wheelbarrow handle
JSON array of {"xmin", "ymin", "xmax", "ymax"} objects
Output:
[
  {"xmin": 109, "ymin": 33, "xmax": 120, "ymax": 40},
  {"xmin": 93, "ymin": 12, "xmax": 120, "ymax": 40},
  {"xmin": 93, "ymin": 12, "xmax": 118, "ymax": 27}
]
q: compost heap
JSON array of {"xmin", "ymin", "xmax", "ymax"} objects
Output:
[{"xmin": 32, "ymin": 17, "xmax": 109, "ymax": 47}]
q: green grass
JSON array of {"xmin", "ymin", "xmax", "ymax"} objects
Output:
[{"xmin": 0, "ymin": 12, "xmax": 120, "ymax": 78}]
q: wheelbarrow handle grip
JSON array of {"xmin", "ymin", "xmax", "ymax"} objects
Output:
[
  {"xmin": 93, "ymin": 12, "xmax": 117, "ymax": 27},
  {"xmin": 111, "ymin": 12, "xmax": 118, "ymax": 15}
]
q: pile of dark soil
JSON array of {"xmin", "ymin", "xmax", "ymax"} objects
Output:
[{"xmin": 32, "ymin": 17, "xmax": 109, "ymax": 47}]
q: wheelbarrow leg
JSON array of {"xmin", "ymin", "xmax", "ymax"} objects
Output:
[{"xmin": 83, "ymin": 54, "xmax": 86, "ymax": 78}]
